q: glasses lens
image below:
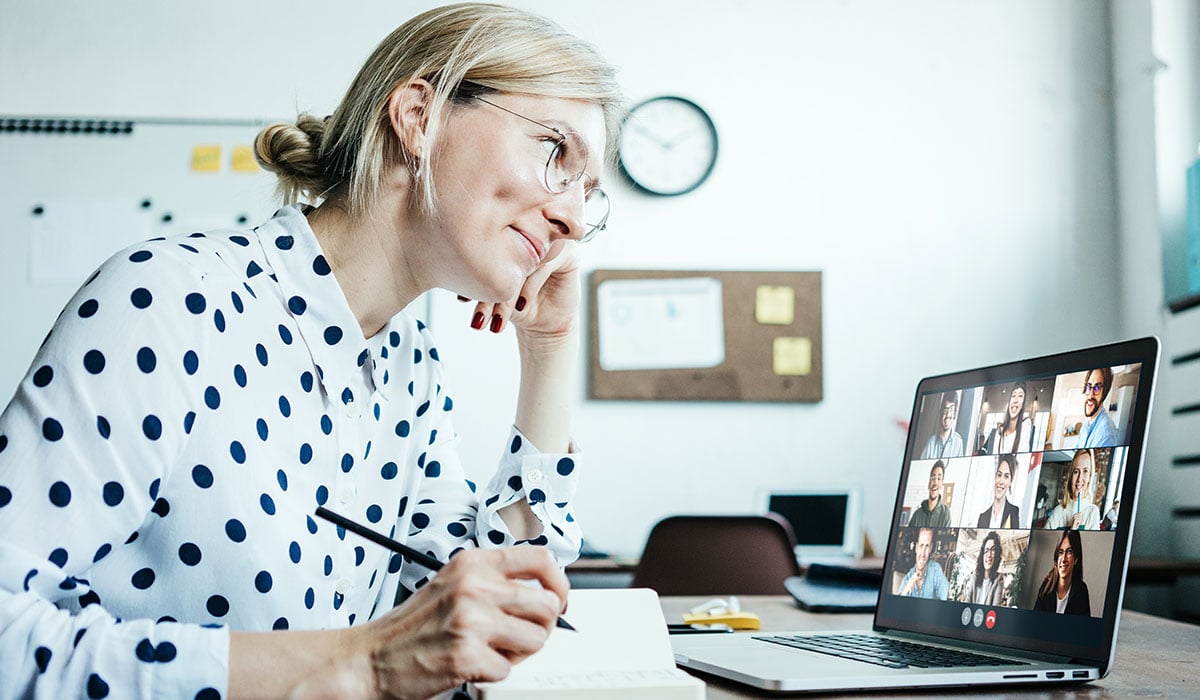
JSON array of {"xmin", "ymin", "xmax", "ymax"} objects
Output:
[
  {"xmin": 581, "ymin": 187, "xmax": 609, "ymax": 242},
  {"xmin": 543, "ymin": 131, "xmax": 587, "ymax": 194}
]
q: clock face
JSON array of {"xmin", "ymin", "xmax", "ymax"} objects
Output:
[{"xmin": 618, "ymin": 96, "xmax": 718, "ymax": 196}]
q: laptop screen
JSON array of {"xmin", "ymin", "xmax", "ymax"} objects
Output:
[{"xmin": 873, "ymin": 337, "xmax": 1159, "ymax": 663}]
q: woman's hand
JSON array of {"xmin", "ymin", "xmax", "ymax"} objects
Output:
[
  {"xmin": 460, "ymin": 239, "xmax": 580, "ymax": 346},
  {"xmin": 289, "ymin": 547, "xmax": 568, "ymax": 700}
]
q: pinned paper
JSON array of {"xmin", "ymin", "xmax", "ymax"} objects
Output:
[
  {"xmin": 597, "ymin": 277, "xmax": 725, "ymax": 371},
  {"xmin": 231, "ymin": 145, "xmax": 259, "ymax": 173},
  {"xmin": 190, "ymin": 145, "xmax": 221, "ymax": 172},
  {"xmin": 773, "ymin": 336, "xmax": 812, "ymax": 376},
  {"xmin": 755, "ymin": 285, "xmax": 794, "ymax": 325}
]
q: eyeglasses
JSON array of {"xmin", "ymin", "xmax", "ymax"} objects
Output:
[
  {"xmin": 1083, "ymin": 382, "xmax": 1104, "ymax": 395},
  {"xmin": 475, "ymin": 96, "xmax": 609, "ymax": 242},
  {"xmin": 983, "ymin": 545, "xmax": 997, "ymax": 554},
  {"xmin": 1055, "ymin": 547, "xmax": 1076, "ymax": 560}
]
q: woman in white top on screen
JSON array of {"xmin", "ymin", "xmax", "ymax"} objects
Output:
[
  {"xmin": 982, "ymin": 381, "xmax": 1033, "ymax": 454},
  {"xmin": 1046, "ymin": 449, "xmax": 1102, "ymax": 530}
]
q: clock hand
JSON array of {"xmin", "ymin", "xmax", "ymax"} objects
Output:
[{"xmin": 629, "ymin": 120, "xmax": 673, "ymax": 149}]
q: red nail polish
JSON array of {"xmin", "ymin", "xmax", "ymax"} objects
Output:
[
  {"xmin": 515, "ymin": 296, "xmax": 527, "ymax": 312},
  {"xmin": 490, "ymin": 314, "xmax": 503, "ymax": 333},
  {"xmin": 457, "ymin": 295, "xmax": 470, "ymax": 302},
  {"xmin": 470, "ymin": 311, "xmax": 485, "ymax": 329}
]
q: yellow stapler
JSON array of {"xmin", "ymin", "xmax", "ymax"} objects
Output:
[{"xmin": 681, "ymin": 611, "xmax": 761, "ymax": 630}]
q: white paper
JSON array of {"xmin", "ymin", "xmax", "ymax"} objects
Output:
[{"xmin": 597, "ymin": 277, "xmax": 725, "ymax": 371}]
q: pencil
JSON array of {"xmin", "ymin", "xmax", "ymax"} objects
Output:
[{"xmin": 314, "ymin": 506, "xmax": 576, "ymax": 631}]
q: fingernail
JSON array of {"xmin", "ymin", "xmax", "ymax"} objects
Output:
[
  {"xmin": 515, "ymin": 296, "xmax": 527, "ymax": 312},
  {"xmin": 457, "ymin": 295, "xmax": 470, "ymax": 302},
  {"xmin": 490, "ymin": 314, "xmax": 503, "ymax": 333},
  {"xmin": 470, "ymin": 311, "xmax": 485, "ymax": 330}
]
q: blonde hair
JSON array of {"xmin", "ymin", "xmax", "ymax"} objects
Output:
[
  {"xmin": 255, "ymin": 2, "xmax": 623, "ymax": 215},
  {"xmin": 1058, "ymin": 449, "xmax": 1094, "ymax": 509}
]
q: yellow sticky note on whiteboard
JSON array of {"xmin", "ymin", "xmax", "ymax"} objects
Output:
[
  {"xmin": 191, "ymin": 145, "xmax": 221, "ymax": 172},
  {"xmin": 231, "ymin": 145, "xmax": 260, "ymax": 173},
  {"xmin": 773, "ymin": 337, "xmax": 812, "ymax": 376},
  {"xmin": 755, "ymin": 285, "xmax": 794, "ymax": 325}
]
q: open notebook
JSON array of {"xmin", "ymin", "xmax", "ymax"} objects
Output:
[{"xmin": 471, "ymin": 588, "xmax": 703, "ymax": 699}]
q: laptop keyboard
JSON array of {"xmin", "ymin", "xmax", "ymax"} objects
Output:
[{"xmin": 752, "ymin": 633, "xmax": 1029, "ymax": 670}]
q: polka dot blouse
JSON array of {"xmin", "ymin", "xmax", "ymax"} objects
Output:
[{"xmin": 0, "ymin": 205, "xmax": 582, "ymax": 699}]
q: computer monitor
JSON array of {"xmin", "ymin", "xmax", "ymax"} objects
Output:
[{"xmin": 765, "ymin": 488, "xmax": 863, "ymax": 561}]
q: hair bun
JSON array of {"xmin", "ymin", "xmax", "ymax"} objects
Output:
[{"xmin": 254, "ymin": 115, "xmax": 329, "ymax": 202}]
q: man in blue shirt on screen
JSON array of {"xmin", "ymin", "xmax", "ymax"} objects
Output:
[
  {"xmin": 919, "ymin": 391, "xmax": 965, "ymax": 459},
  {"xmin": 897, "ymin": 528, "xmax": 949, "ymax": 600},
  {"xmin": 1080, "ymin": 367, "xmax": 1118, "ymax": 448}
]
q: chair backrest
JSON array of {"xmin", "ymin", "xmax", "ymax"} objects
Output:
[{"xmin": 631, "ymin": 514, "xmax": 801, "ymax": 595}]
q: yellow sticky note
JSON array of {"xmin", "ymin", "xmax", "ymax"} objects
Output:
[
  {"xmin": 773, "ymin": 336, "xmax": 812, "ymax": 376},
  {"xmin": 191, "ymin": 145, "xmax": 221, "ymax": 172},
  {"xmin": 231, "ymin": 145, "xmax": 260, "ymax": 173},
  {"xmin": 755, "ymin": 285, "xmax": 794, "ymax": 325}
]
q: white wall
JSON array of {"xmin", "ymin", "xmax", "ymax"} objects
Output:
[{"xmin": 1, "ymin": 0, "xmax": 1123, "ymax": 556}]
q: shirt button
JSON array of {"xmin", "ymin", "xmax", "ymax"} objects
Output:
[
  {"xmin": 526, "ymin": 468, "xmax": 544, "ymax": 484},
  {"xmin": 344, "ymin": 401, "xmax": 362, "ymax": 420},
  {"xmin": 335, "ymin": 577, "xmax": 352, "ymax": 595},
  {"xmin": 338, "ymin": 485, "xmax": 355, "ymax": 504}
]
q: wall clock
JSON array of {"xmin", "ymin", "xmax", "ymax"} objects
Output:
[{"xmin": 617, "ymin": 95, "xmax": 718, "ymax": 196}]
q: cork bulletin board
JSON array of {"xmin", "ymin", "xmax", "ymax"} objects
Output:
[{"xmin": 589, "ymin": 269, "xmax": 822, "ymax": 402}]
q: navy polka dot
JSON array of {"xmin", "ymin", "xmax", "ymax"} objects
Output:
[
  {"xmin": 273, "ymin": 617, "xmax": 289, "ymax": 630},
  {"xmin": 151, "ymin": 497, "xmax": 170, "ymax": 517},
  {"xmin": 207, "ymin": 594, "xmax": 230, "ymax": 617},
  {"xmin": 131, "ymin": 567, "xmax": 155, "ymax": 589},
  {"xmin": 367, "ymin": 504, "xmax": 383, "ymax": 522},
  {"xmin": 0, "ymin": 486, "xmax": 11, "ymax": 508},
  {"xmin": 557, "ymin": 457, "xmax": 575, "ymax": 476},
  {"xmin": 136, "ymin": 346, "xmax": 156, "ymax": 373},
  {"xmin": 48, "ymin": 481, "xmax": 71, "ymax": 507},
  {"xmin": 230, "ymin": 441, "xmax": 246, "ymax": 463},
  {"xmin": 231, "ymin": 292, "xmax": 244, "ymax": 314},
  {"xmin": 412, "ymin": 513, "xmax": 430, "ymax": 529},
  {"xmin": 447, "ymin": 522, "xmax": 467, "ymax": 537},
  {"xmin": 299, "ymin": 443, "xmax": 313, "ymax": 464},
  {"xmin": 102, "ymin": 481, "xmax": 123, "ymax": 506},
  {"xmin": 321, "ymin": 415, "xmax": 333, "ymax": 435},
  {"xmin": 276, "ymin": 469, "xmax": 287, "ymax": 490},
  {"xmin": 42, "ymin": 418, "xmax": 64, "ymax": 441},
  {"xmin": 185, "ymin": 293, "xmax": 206, "ymax": 314},
  {"xmin": 510, "ymin": 435, "xmax": 523, "ymax": 453},
  {"xmin": 142, "ymin": 415, "xmax": 162, "ymax": 440},
  {"xmin": 225, "ymin": 519, "xmax": 246, "ymax": 542},
  {"xmin": 48, "ymin": 547, "xmax": 68, "ymax": 567},
  {"xmin": 341, "ymin": 454, "xmax": 353, "ymax": 473},
  {"xmin": 287, "ymin": 296, "xmax": 307, "ymax": 315},
  {"xmin": 323, "ymin": 555, "xmax": 333, "ymax": 575},
  {"xmin": 78, "ymin": 299, "xmax": 99, "ymax": 318},
  {"xmin": 278, "ymin": 395, "xmax": 291, "ymax": 417},
  {"xmin": 256, "ymin": 418, "xmax": 268, "ymax": 441},
  {"xmin": 32, "ymin": 365, "xmax": 53, "ymax": 387},
  {"xmin": 130, "ymin": 287, "xmax": 153, "ymax": 309},
  {"xmin": 313, "ymin": 255, "xmax": 331, "ymax": 275},
  {"xmin": 129, "ymin": 250, "xmax": 152, "ymax": 263},
  {"xmin": 155, "ymin": 642, "xmax": 177, "ymax": 662},
  {"xmin": 304, "ymin": 587, "xmax": 315, "ymax": 608},
  {"xmin": 487, "ymin": 530, "xmax": 506, "ymax": 545},
  {"xmin": 255, "ymin": 343, "xmax": 269, "ymax": 366},
  {"xmin": 395, "ymin": 420, "xmax": 410, "ymax": 437},
  {"xmin": 192, "ymin": 464, "xmax": 214, "ymax": 488},
  {"xmin": 179, "ymin": 542, "xmax": 202, "ymax": 566},
  {"xmin": 214, "ymin": 309, "xmax": 226, "ymax": 332},
  {"xmin": 300, "ymin": 371, "xmax": 314, "ymax": 392},
  {"xmin": 93, "ymin": 543, "xmax": 111, "ymax": 562},
  {"xmin": 289, "ymin": 541, "xmax": 302, "ymax": 563},
  {"xmin": 83, "ymin": 349, "xmax": 106, "ymax": 374},
  {"xmin": 260, "ymin": 493, "xmax": 276, "ymax": 515},
  {"xmin": 255, "ymin": 570, "xmax": 273, "ymax": 593},
  {"xmin": 34, "ymin": 646, "xmax": 51, "ymax": 673},
  {"xmin": 204, "ymin": 386, "xmax": 220, "ymax": 409},
  {"xmin": 279, "ymin": 324, "xmax": 293, "ymax": 344},
  {"xmin": 381, "ymin": 461, "xmax": 398, "ymax": 480},
  {"xmin": 234, "ymin": 364, "xmax": 247, "ymax": 387},
  {"xmin": 246, "ymin": 260, "xmax": 263, "ymax": 277},
  {"xmin": 324, "ymin": 326, "xmax": 343, "ymax": 345},
  {"xmin": 183, "ymin": 411, "xmax": 196, "ymax": 433},
  {"xmin": 426, "ymin": 461, "xmax": 441, "ymax": 478},
  {"xmin": 507, "ymin": 475, "xmax": 523, "ymax": 492},
  {"xmin": 529, "ymin": 488, "xmax": 546, "ymax": 503},
  {"xmin": 275, "ymin": 235, "xmax": 294, "ymax": 250},
  {"xmin": 96, "ymin": 416, "xmax": 111, "ymax": 439},
  {"xmin": 87, "ymin": 673, "xmax": 110, "ymax": 698},
  {"xmin": 315, "ymin": 485, "xmax": 329, "ymax": 506},
  {"xmin": 183, "ymin": 350, "xmax": 199, "ymax": 375}
]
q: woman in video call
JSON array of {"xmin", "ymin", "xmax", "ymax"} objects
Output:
[
  {"xmin": 970, "ymin": 531, "xmax": 1005, "ymax": 606},
  {"xmin": 1046, "ymin": 449, "xmax": 1101, "ymax": 530},
  {"xmin": 981, "ymin": 381, "xmax": 1033, "ymax": 454},
  {"xmin": 977, "ymin": 454, "xmax": 1021, "ymax": 528},
  {"xmin": 1034, "ymin": 530, "xmax": 1091, "ymax": 615}
]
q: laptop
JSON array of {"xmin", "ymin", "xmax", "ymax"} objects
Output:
[
  {"xmin": 762, "ymin": 488, "xmax": 863, "ymax": 563},
  {"xmin": 672, "ymin": 337, "xmax": 1159, "ymax": 693}
]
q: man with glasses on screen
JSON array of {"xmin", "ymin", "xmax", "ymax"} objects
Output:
[
  {"xmin": 920, "ymin": 391, "xmax": 964, "ymax": 459},
  {"xmin": 1079, "ymin": 367, "xmax": 1118, "ymax": 448}
]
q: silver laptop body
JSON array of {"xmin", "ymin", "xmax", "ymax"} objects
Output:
[{"xmin": 673, "ymin": 338, "xmax": 1159, "ymax": 693}]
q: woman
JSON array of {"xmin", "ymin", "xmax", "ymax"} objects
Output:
[
  {"xmin": 1046, "ymin": 449, "xmax": 1101, "ymax": 530},
  {"xmin": 969, "ymin": 531, "xmax": 1005, "ymax": 606},
  {"xmin": 977, "ymin": 454, "xmax": 1021, "ymax": 528},
  {"xmin": 982, "ymin": 381, "xmax": 1034, "ymax": 454},
  {"xmin": 1033, "ymin": 530, "xmax": 1092, "ymax": 615},
  {"xmin": 0, "ymin": 4, "xmax": 622, "ymax": 698}
]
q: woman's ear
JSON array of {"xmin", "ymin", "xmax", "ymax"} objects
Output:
[{"xmin": 387, "ymin": 79, "xmax": 435, "ymax": 163}]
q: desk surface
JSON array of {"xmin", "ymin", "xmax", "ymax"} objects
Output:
[{"xmin": 659, "ymin": 596, "xmax": 1199, "ymax": 698}]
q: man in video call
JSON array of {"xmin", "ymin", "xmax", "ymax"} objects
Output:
[
  {"xmin": 1080, "ymin": 367, "xmax": 1118, "ymax": 448},
  {"xmin": 908, "ymin": 460, "xmax": 951, "ymax": 527},
  {"xmin": 898, "ymin": 527, "xmax": 949, "ymax": 599},
  {"xmin": 920, "ymin": 391, "xmax": 965, "ymax": 459}
]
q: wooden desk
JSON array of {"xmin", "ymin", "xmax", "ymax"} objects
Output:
[{"xmin": 660, "ymin": 596, "xmax": 1200, "ymax": 698}]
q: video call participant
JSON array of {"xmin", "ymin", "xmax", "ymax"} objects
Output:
[
  {"xmin": 919, "ymin": 391, "xmax": 965, "ymax": 459},
  {"xmin": 981, "ymin": 381, "xmax": 1033, "ymax": 454},
  {"xmin": 897, "ymin": 527, "xmax": 949, "ymax": 600},
  {"xmin": 1103, "ymin": 499, "xmax": 1120, "ymax": 531},
  {"xmin": 908, "ymin": 460, "xmax": 951, "ymax": 528},
  {"xmin": 1034, "ymin": 530, "xmax": 1091, "ymax": 615},
  {"xmin": 977, "ymin": 454, "xmax": 1020, "ymax": 528},
  {"xmin": 969, "ymin": 531, "xmax": 1005, "ymax": 606},
  {"xmin": 1080, "ymin": 367, "xmax": 1119, "ymax": 448},
  {"xmin": 1046, "ymin": 449, "xmax": 1101, "ymax": 530}
]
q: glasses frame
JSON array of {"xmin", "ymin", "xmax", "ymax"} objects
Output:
[{"xmin": 474, "ymin": 96, "xmax": 608, "ymax": 242}]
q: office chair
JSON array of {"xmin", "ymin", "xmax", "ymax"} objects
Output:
[{"xmin": 631, "ymin": 514, "xmax": 801, "ymax": 595}]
